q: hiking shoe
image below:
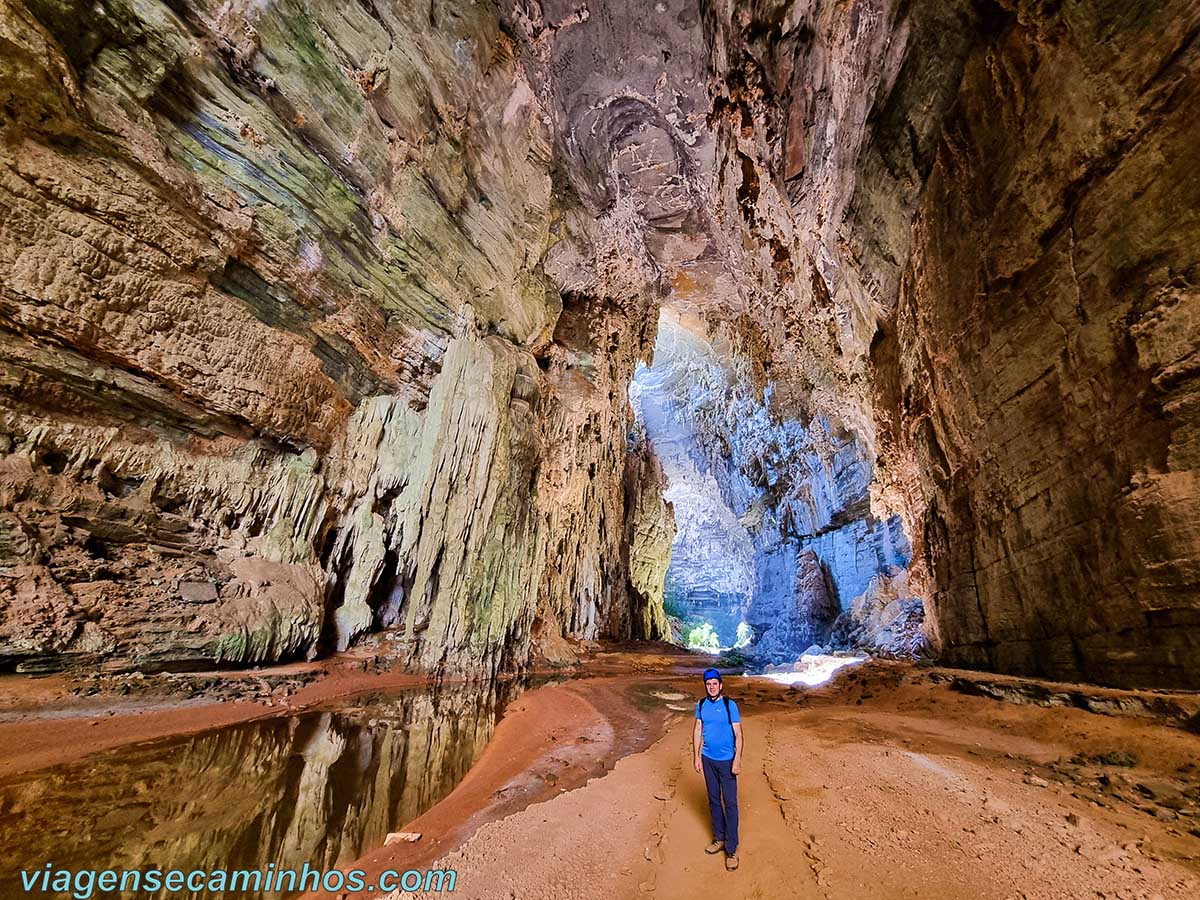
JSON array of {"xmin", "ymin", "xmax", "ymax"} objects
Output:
[
  {"xmin": 725, "ymin": 853, "xmax": 739, "ymax": 871},
  {"xmin": 705, "ymin": 840, "xmax": 725, "ymax": 854}
]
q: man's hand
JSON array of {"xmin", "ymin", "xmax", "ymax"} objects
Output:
[
  {"xmin": 731, "ymin": 721, "xmax": 743, "ymax": 776},
  {"xmin": 694, "ymin": 755, "xmax": 702, "ymax": 773}
]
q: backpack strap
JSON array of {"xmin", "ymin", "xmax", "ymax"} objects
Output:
[{"xmin": 699, "ymin": 696, "xmax": 736, "ymax": 727}]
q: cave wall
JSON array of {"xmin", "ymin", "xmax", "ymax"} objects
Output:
[
  {"xmin": 622, "ymin": 425, "xmax": 675, "ymax": 642},
  {"xmin": 703, "ymin": 0, "xmax": 1200, "ymax": 688},
  {"xmin": 884, "ymin": 1, "xmax": 1200, "ymax": 688},
  {"xmin": 633, "ymin": 310, "xmax": 922, "ymax": 660},
  {"xmin": 6, "ymin": 0, "xmax": 1196, "ymax": 687},
  {"xmin": 630, "ymin": 323, "xmax": 756, "ymax": 619},
  {"xmin": 630, "ymin": 319, "xmax": 758, "ymax": 646},
  {"xmin": 0, "ymin": 0, "xmax": 665, "ymax": 674}
]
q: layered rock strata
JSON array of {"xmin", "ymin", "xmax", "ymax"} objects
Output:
[
  {"xmin": 0, "ymin": 0, "xmax": 666, "ymax": 674},
  {"xmin": 3, "ymin": 0, "xmax": 1198, "ymax": 690},
  {"xmin": 881, "ymin": 1, "xmax": 1200, "ymax": 688},
  {"xmin": 698, "ymin": 0, "xmax": 1200, "ymax": 687}
]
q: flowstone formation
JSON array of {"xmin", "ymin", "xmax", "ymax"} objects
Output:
[{"xmin": 0, "ymin": 0, "xmax": 672, "ymax": 674}]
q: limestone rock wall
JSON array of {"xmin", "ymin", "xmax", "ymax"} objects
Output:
[
  {"xmin": 0, "ymin": 0, "xmax": 663, "ymax": 674},
  {"xmin": 622, "ymin": 429, "xmax": 675, "ymax": 642},
  {"xmin": 751, "ymin": 547, "xmax": 837, "ymax": 663},
  {"xmin": 704, "ymin": 1, "xmax": 1200, "ymax": 688},
  {"xmin": 633, "ymin": 310, "xmax": 916, "ymax": 658},
  {"xmin": 630, "ymin": 320, "xmax": 757, "ymax": 629},
  {"xmin": 321, "ymin": 335, "xmax": 550, "ymax": 673},
  {"xmin": 884, "ymin": 1, "xmax": 1200, "ymax": 688},
  {"xmin": 7, "ymin": 0, "xmax": 1197, "ymax": 688}
]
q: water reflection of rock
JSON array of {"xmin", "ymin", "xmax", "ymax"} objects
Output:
[{"xmin": 0, "ymin": 682, "xmax": 522, "ymax": 898}]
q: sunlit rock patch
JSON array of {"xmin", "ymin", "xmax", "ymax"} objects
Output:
[{"xmin": 756, "ymin": 652, "xmax": 868, "ymax": 688}]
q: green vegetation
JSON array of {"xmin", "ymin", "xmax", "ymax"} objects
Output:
[
  {"xmin": 686, "ymin": 622, "xmax": 721, "ymax": 652},
  {"xmin": 716, "ymin": 648, "xmax": 750, "ymax": 669}
]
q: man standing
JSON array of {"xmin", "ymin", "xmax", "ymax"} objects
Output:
[{"xmin": 693, "ymin": 666, "xmax": 743, "ymax": 871}]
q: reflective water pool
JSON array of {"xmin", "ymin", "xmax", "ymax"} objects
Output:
[{"xmin": 0, "ymin": 679, "xmax": 532, "ymax": 898}]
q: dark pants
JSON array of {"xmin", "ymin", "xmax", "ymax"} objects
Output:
[{"xmin": 702, "ymin": 755, "xmax": 739, "ymax": 854}]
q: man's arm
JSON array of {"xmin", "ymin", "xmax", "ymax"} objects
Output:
[
  {"xmin": 693, "ymin": 718, "xmax": 703, "ymax": 772},
  {"xmin": 731, "ymin": 722, "xmax": 743, "ymax": 775}
]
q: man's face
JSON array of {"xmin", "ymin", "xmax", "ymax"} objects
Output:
[{"xmin": 705, "ymin": 677, "xmax": 722, "ymax": 698}]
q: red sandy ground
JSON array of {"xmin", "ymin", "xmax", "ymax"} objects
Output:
[
  {"xmin": 370, "ymin": 662, "xmax": 1200, "ymax": 900},
  {"xmin": 2, "ymin": 649, "xmax": 1199, "ymax": 900}
]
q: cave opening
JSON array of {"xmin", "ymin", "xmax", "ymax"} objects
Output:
[
  {"xmin": 630, "ymin": 314, "xmax": 756, "ymax": 653},
  {"xmin": 632, "ymin": 309, "xmax": 927, "ymax": 669}
]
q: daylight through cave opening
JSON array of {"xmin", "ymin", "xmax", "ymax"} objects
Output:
[{"xmin": 630, "ymin": 310, "xmax": 925, "ymax": 665}]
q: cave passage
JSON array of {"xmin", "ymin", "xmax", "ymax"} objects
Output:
[
  {"xmin": 631, "ymin": 310, "xmax": 923, "ymax": 665},
  {"xmin": 1, "ymin": 0, "xmax": 1199, "ymax": 897},
  {"xmin": 630, "ymin": 317, "xmax": 756, "ymax": 652}
]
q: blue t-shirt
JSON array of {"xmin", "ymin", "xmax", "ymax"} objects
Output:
[{"xmin": 696, "ymin": 696, "xmax": 741, "ymax": 761}]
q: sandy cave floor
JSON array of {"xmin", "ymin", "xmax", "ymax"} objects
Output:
[
  {"xmin": 1, "ymin": 646, "xmax": 1199, "ymax": 900},
  {"xmin": 375, "ymin": 660, "xmax": 1200, "ymax": 900}
]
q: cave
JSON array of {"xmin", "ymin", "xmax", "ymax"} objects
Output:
[{"xmin": 1, "ymin": 0, "xmax": 1198, "ymax": 898}]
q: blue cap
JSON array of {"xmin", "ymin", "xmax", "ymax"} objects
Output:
[{"xmin": 702, "ymin": 667, "xmax": 722, "ymax": 681}]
